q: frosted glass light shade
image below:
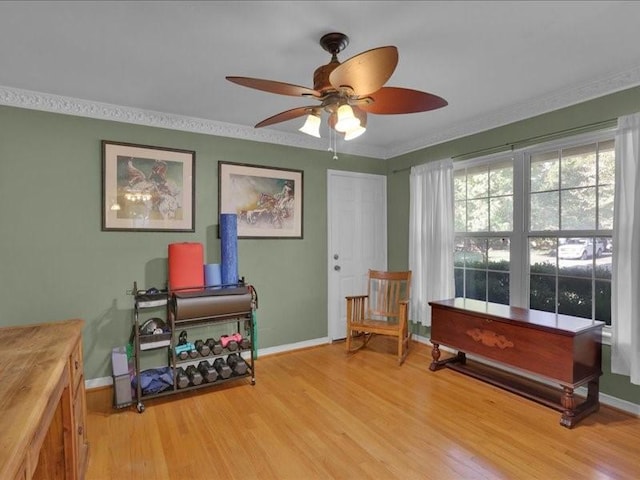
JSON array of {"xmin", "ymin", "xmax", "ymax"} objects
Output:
[
  {"xmin": 344, "ymin": 124, "xmax": 366, "ymax": 141},
  {"xmin": 299, "ymin": 114, "xmax": 321, "ymax": 137},
  {"xmin": 334, "ymin": 104, "xmax": 360, "ymax": 132}
]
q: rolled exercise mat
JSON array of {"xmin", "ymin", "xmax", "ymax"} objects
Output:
[
  {"xmin": 168, "ymin": 242, "xmax": 204, "ymax": 291},
  {"xmin": 220, "ymin": 213, "xmax": 238, "ymax": 286},
  {"xmin": 204, "ymin": 263, "xmax": 222, "ymax": 289},
  {"xmin": 171, "ymin": 286, "xmax": 252, "ymax": 321}
]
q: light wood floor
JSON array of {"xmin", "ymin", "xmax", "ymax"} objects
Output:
[{"xmin": 86, "ymin": 339, "xmax": 640, "ymax": 479}]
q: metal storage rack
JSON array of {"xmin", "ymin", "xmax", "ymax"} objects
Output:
[
  {"xmin": 130, "ymin": 281, "xmax": 257, "ymax": 413},
  {"xmin": 131, "ymin": 284, "xmax": 171, "ymax": 412}
]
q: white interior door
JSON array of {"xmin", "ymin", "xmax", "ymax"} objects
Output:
[{"xmin": 327, "ymin": 170, "xmax": 387, "ymax": 340}]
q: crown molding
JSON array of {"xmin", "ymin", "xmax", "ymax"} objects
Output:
[
  {"xmin": 386, "ymin": 64, "xmax": 640, "ymax": 159},
  {"xmin": 2, "ymin": 64, "xmax": 640, "ymax": 161},
  {"xmin": 0, "ymin": 85, "xmax": 386, "ymax": 159}
]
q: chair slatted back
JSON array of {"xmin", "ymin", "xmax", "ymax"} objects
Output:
[{"xmin": 366, "ymin": 270, "xmax": 412, "ymax": 321}]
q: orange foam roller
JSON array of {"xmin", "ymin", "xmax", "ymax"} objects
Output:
[{"xmin": 168, "ymin": 242, "xmax": 204, "ymax": 291}]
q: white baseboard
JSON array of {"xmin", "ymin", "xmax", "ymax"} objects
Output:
[
  {"xmin": 86, "ymin": 336, "xmax": 333, "ymax": 390},
  {"xmin": 255, "ymin": 336, "xmax": 332, "ymax": 357},
  {"xmin": 86, "ymin": 376, "xmax": 113, "ymax": 389},
  {"xmin": 595, "ymin": 391, "xmax": 640, "ymax": 416},
  {"xmin": 412, "ymin": 333, "xmax": 640, "ymax": 417}
]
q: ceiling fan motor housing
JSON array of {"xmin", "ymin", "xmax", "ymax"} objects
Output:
[
  {"xmin": 313, "ymin": 61, "xmax": 340, "ymax": 94},
  {"xmin": 314, "ymin": 32, "xmax": 349, "ymax": 95}
]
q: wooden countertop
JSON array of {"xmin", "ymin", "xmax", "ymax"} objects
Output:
[{"xmin": 0, "ymin": 318, "xmax": 84, "ymax": 479}]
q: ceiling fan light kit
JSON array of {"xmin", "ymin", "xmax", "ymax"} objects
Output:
[
  {"xmin": 334, "ymin": 104, "xmax": 360, "ymax": 133},
  {"xmin": 343, "ymin": 123, "xmax": 366, "ymax": 141},
  {"xmin": 226, "ymin": 31, "xmax": 447, "ymax": 147},
  {"xmin": 298, "ymin": 112, "xmax": 321, "ymax": 138}
]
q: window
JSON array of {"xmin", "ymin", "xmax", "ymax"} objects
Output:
[
  {"xmin": 454, "ymin": 161, "xmax": 513, "ymax": 305},
  {"xmin": 454, "ymin": 133, "xmax": 615, "ymax": 326},
  {"xmin": 528, "ymin": 139, "xmax": 614, "ymax": 324}
]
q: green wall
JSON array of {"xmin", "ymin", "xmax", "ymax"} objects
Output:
[
  {"xmin": 385, "ymin": 85, "xmax": 640, "ymax": 406},
  {"xmin": 0, "ymin": 106, "xmax": 385, "ymax": 380}
]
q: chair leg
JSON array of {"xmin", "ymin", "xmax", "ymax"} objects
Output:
[
  {"xmin": 346, "ymin": 326, "xmax": 351, "ymax": 352},
  {"xmin": 398, "ymin": 326, "xmax": 409, "ymax": 365}
]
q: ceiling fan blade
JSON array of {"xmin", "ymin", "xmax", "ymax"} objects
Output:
[
  {"xmin": 329, "ymin": 46, "xmax": 398, "ymax": 96},
  {"xmin": 359, "ymin": 87, "xmax": 448, "ymax": 114},
  {"xmin": 226, "ymin": 76, "xmax": 320, "ymax": 97},
  {"xmin": 254, "ymin": 106, "xmax": 317, "ymax": 128}
]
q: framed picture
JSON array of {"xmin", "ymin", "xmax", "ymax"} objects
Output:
[
  {"xmin": 102, "ymin": 140, "xmax": 195, "ymax": 231},
  {"xmin": 218, "ymin": 161, "xmax": 303, "ymax": 239}
]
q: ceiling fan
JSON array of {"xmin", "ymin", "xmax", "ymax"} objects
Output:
[{"xmin": 226, "ymin": 32, "xmax": 447, "ymax": 142}]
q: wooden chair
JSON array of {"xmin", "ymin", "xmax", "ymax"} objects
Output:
[{"xmin": 345, "ymin": 269, "xmax": 412, "ymax": 365}]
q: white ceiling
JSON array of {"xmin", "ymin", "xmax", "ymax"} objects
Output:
[{"xmin": 1, "ymin": 1, "xmax": 640, "ymax": 160}]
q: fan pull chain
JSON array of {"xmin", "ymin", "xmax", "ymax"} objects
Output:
[{"xmin": 332, "ymin": 128, "xmax": 339, "ymax": 160}]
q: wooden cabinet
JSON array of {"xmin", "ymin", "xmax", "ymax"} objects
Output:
[
  {"xmin": 429, "ymin": 299, "xmax": 604, "ymax": 428},
  {"xmin": 0, "ymin": 319, "xmax": 89, "ymax": 479}
]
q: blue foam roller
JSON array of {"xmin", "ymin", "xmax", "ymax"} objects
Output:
[
  {"xmin": 220, "ymin": 213, "xmax": 238, "ymax": 286},
  {"xmin": 204, "ymin": 263, "xmax": 222, "ymax": 289}
]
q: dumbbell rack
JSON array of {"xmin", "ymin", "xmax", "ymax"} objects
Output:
[{"xmin": 131, "ymin": 281, "xmax": 256, "ymax": 413}]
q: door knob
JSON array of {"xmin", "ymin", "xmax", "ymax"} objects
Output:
[{"xmin": 334, "ymin": 265, "xmax": 341, "ymax": 271}]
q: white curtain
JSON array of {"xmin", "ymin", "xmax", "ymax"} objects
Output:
[
  {"xmin": 409, "ymin": 159, "xmax": 455, "ymax": 326},
  {"xmin": 611, "ymin": 112, "xmax": 640, "ymax": 385}
]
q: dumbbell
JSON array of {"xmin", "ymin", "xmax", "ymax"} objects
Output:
[
  {"xmin": 205, "ymin": 337, "xmax": 223, "ymax": 355},
  {"xmin": 195, "ymin": 339, "xmax": 210, "ymax": 357},
  {"xmin": 176, "ymin": 367, "xmax": 189, "ymax": 389},
  {"xmin": 186, "ymin": 365, "xmax": 203, "ymax": 386},
  {"xmin": 198, "ymin": 360, "xmax": 218, "ymax": 383},
  {"xmin": 213, "ymin": 357, "xmax": 232, "ymax": 379},
  {"xmin": 220, "ymin": 333, "xmax": 242, "ymax": 351},
  {"xmin": 239, "ymin": 337, "xmax": 251, "ymax": 350},
  {"xmin": 226, "ymin": 353, "xmax": 248, "ymax": 376},
  {"xmin": 176, "ymin": 349, "xmax": 189, "ymax": 361},
  {"xmin": 175, "ymin": 342, "xmax": 195, "ymax": 361},
  {"xmin": 175, "ymin": 330, "xmax": 191, "ymax": 360}
]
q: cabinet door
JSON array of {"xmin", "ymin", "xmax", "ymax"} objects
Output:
[
  {"xmin": 74, "ymin": 375, "xmax": 89, "ymax": 478},
  {"xmin": 31, "ymin": 384, "xmax": 71, "ymax": 480},
  {"xmin": 70, "ymin": 341, "xmax": 84, "ymax": 393}
]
